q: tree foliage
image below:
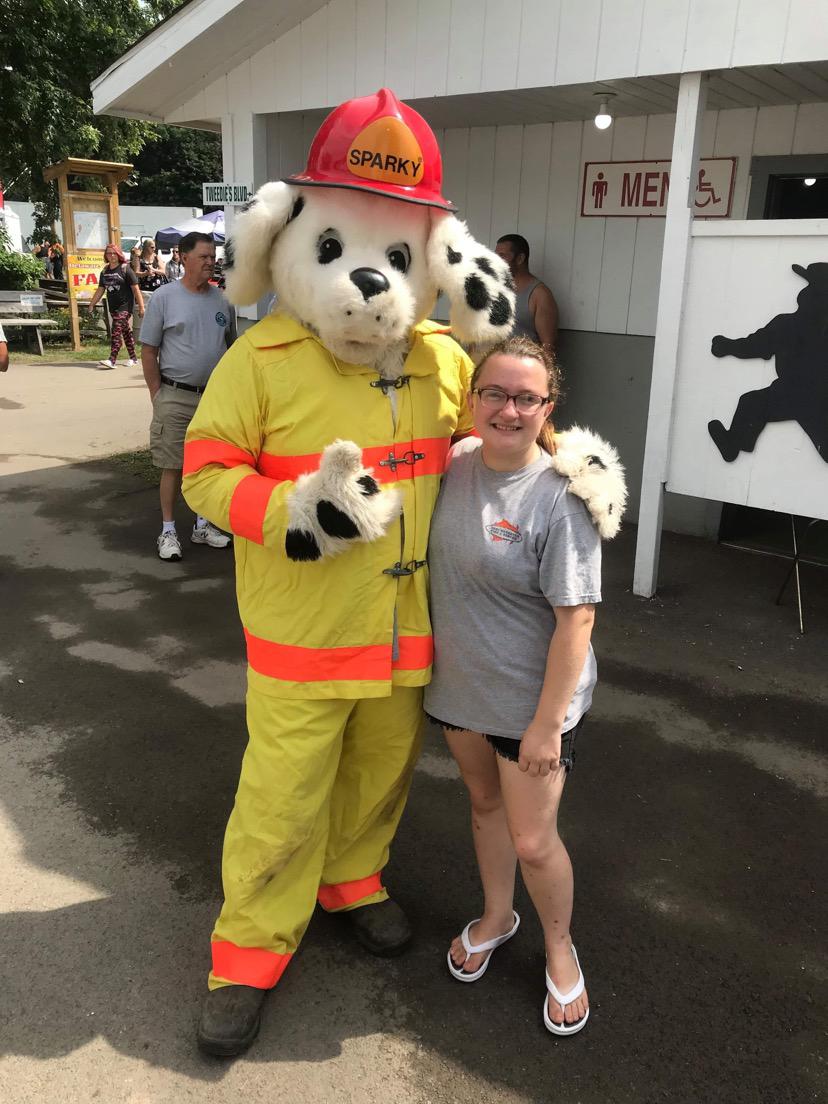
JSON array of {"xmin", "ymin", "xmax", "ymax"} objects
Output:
[
  {"xmin": 0, "ymin": 223, "xmax": 44, "ymax": 289},
  {"xmin": 125, "ymin": 126, "xmax": 222, "ymax": 208},
  {"xmin": 0, "ymin": 0, "xmax": 187, "ymax": 234}
]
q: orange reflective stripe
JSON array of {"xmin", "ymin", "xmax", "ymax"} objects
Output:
[
  {"xmin": 245, "ymin": 629, "xmax": 391, "ymax": 682},
  {"xmin": 183, "ymin": 438, "xmax": 256, "ymax": 476},
  {"xmin": 211, "ymin": 941, "xmax": 291, "ymax": 988},
  {"xmin": 257, "ymin": 437, "xmax": 451, "ymax": 485},
  {"xmin": 393, "ymin": 634, "xmax": 433, "ymax": 670},
  {"xmin": 229, "ymin": 474, "xmax": 277, "ymax": 544},
  {"xmin": 317, "ymin": 872, "xmax": 383, "ymax": 911}
]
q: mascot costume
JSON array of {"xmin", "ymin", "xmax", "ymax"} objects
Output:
[{"xmin": 183, "ymin": 88, "xmax": 626, "ymax": 1057}]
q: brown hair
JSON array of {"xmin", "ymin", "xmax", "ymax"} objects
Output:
[{"xmin": 471, "ymin": 336, "xmax": 561, "ymax": 455}]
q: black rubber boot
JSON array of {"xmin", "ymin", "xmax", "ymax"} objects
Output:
[
  {"xmin": 344, "ymin": 898, "xmax": 412, "ymax": 957},
  {"xmin": 196, "ymin": 984, "xmax": 268, "ymax": 1058}
]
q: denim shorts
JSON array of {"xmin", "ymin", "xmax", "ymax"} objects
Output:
[{"xmin": 426, "ymin": 713, "xmax": 585, "ymax": 772}]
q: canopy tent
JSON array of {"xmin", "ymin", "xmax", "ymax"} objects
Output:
[{"xmin": 154, "ymin": 210, "xmax": 225, "ymax": 248}]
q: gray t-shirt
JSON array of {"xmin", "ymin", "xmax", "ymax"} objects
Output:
[
  {"xmin": 425, "ymin": 438, "xmax": 601, "ymax": 740},
  {"xmin": 139, "ymin": 280, "xmax": 233, "ymax": 387}
]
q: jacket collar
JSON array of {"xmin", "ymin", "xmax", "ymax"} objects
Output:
[{"xmin": 246, "ymin": 311, "xmax": 453, "ymax": 377}]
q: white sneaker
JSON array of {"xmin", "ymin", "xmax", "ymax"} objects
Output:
[
  {"xmin": 191, "ymin": 521, "xmax": 232, "ymax": 548},
  {"xmin": 98, "ymin": 359, "xmax": 115, "ymax": 370},
  {"xmin": 157, "ymin": 529, "xmax": 183, "ymax": 561},
  {"xmin": 126, "ymin": 358, "xmax": 138, "ymax": 368}
]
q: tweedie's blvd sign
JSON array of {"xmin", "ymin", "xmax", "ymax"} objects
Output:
[
  {"xmin": 581, "ymin": 158, "xmax": 736, "ymax": 218},
  {"xmin": 202, "ymin": 182, "xmax": 253, "ymax": 205}
]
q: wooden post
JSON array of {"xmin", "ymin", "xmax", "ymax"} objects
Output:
[
  {"xmin": 633, "ymin": 73, "xmax": 708, "ymax": 597},
  {"xmin": 43, "ymin": 159, "xmax": 132, "ymax": 353}
]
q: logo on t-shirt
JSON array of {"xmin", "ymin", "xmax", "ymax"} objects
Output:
[
  {"xmin": 215, "ymin": 311, "xmax": 227, "ymax": 327},
  {"xmin": 486, "ymin": 519, "xmax": 522, "ymax": 543}
]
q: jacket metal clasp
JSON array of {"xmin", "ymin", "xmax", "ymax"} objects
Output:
[
  {"xmin": 370, "ymin": 375, "xmax": 410, "ymax": 392},
  {"xmin": 378, "ymin": 449, "xmax": 426, "ymax": 471},
  {"xmin": 382, "ymin": 559, "xmax": 427, "ymax": 577}
]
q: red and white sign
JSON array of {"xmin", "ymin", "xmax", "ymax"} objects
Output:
[{"xmin": 581, "ymin": 159, "xmax": 736, "ymax": 218}]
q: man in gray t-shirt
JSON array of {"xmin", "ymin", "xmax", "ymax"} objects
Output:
[
  {"xmin": 425, "ymin": 437, "xmax": 601, "ymax": 741},
  {"xmin": 141, "ymin": 231, "xmax": 235, "ymax": 562}
]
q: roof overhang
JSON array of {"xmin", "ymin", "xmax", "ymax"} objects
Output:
[{"xmin": 91, "ymin": 0, "xmax": 326, "ymax": 124}]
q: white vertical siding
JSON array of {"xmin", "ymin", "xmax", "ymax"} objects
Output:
[
  {"xmin": 210, "ymin": 0, "xmax": 828, "ymax": 116},
  {"xmin": 262, "ymin": 104, "xmax": 813, "ymax": 338}
]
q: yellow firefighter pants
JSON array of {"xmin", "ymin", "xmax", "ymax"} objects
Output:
[{"xmin": 208, "ymin": 685, "xmax": 424, "ymax": 990}]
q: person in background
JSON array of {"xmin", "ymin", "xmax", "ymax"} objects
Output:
[
  {"xmin": 0, "ymin": 322, "xmax": 9, "ymax": 372},
  {"xmin": 51, "ymin": 241, "xmax": 65, "ymax": 281},
  {"xmin": 140, "ymin": 231, "xmax": 234, "ymax": 562},
  {"xmin": 86, "ymin": 243, "xmax": 145, "ymax": 370},
  {"xmin": 134, "ymin": 239, "xmax": 166, "ymax": 340},
  {"xmin": 494, "ymin": 234, "xmax": 559, "ymax": 355},
  {"xmin": 166, "ymin": 247, "xmax": 184, "ymax": 280},
  {"xmin": 33, "ymin": 241, "xmax": 53, "ymax": 277}
]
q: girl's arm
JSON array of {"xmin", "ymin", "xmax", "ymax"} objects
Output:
[{"xmin": 518, "ymin": 603, "xmax": 595, "ymax": 777}]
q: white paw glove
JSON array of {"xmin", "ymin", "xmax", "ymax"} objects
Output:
[
  {"xmin": 551, "ymin": 427, "xmax": 628, "ymax": 539},
  {"xmin": 285, "ymin": 440, "xmax": 402, "ymax": 561}
]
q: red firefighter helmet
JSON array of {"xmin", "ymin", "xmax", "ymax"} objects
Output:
[{"xmin": 284, "ymin": 88, "xmax": 455, "ymax": 211}]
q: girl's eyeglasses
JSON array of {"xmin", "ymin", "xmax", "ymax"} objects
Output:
[{"xmin": 472, "ymin": 386, "xmax": 550, "ymax": 414}]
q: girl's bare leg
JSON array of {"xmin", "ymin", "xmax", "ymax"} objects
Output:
[
  {"xmin": 497, "ymin": 759, "xmax": 588, "ymax": 1025},
  {"xmin": 444, "ymin": 729, "xmax": 518, "ymax": 974}
]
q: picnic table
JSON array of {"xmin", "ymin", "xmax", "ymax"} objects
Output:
[{"xmin": 0, "ymin": 317, "xmax": 60, "ymax": 356}]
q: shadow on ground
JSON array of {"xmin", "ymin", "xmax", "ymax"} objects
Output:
[{"xmin": 0, "ymin": 458, "xmax": 825, "ymax": 1102}]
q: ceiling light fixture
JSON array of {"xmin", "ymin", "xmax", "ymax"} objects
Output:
[
  {"xmin": 804, "ymin": 177, "xmax": 817, "ymax": 187},
  {"xmin": 594, "ymin": 92, "xmax": 615, "ymax": 130}
]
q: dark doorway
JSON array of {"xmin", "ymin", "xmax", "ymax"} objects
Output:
[{"xmin": 764, "ymin": 173, "xmax": 828, "ymax": 219}]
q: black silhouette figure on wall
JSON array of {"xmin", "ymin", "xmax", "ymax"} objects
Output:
[{"xmin": 707, "ymin": 262, "xmax": 828, "ymax": 464}]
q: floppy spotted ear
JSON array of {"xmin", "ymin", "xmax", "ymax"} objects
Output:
[
  {"xmin": 427, "ymin": 213, "xmax": 516, "ymax": 347},
  {"xmin": 224, "ymin": 181, "xmax": 303, "ymax": 306}
]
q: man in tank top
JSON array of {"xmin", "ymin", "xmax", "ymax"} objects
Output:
[{"xmin": 495, "ymin": 234, "xmax": 559, "ymax": 354}]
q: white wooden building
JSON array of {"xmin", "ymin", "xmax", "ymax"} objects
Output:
[{"xmin": 92, "ymin": 0, "xmax": 828, "ymax": 592}]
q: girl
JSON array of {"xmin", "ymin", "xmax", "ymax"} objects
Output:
[
  {"xmin": 425, "ymin": 336, "xmax": 601, "ymax": 1036},
  {"xmin": 133, "ymin": 239, "xmax": 165, "ymax": 339},
  {"xmin": 87, "ymin": 244, "xmax": 145, "ymax": 369}
]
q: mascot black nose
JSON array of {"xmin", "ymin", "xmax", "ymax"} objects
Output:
[{"xmin": 350, "ymin": 268, "xmax": 390, "ymax": 301}]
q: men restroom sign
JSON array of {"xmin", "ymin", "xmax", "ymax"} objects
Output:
[{"xmin": 581, "ymin": 159, "xmax": 736, "ymax": 218}]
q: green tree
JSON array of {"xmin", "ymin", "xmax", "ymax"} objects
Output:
[
  {"xmin": 0, "ymin": 0, "xmax": 184, "ymax": 235},
  {"xmin": 124, "ymin": 125, "xmax": 222, "ymax": 208}
]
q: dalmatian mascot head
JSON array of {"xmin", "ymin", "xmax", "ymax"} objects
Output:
[{"xmin": 224, "ymin": 88, "xmax": 515, "ymax": 377}]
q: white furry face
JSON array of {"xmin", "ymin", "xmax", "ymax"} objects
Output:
[{"xmin": 272, "ymin": 188, "xmax": 436, "ymax": 365}]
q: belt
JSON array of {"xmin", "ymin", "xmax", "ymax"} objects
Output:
[{"xmin": 160, "ymin": 374, "xmax": 206, "ymax": 395}]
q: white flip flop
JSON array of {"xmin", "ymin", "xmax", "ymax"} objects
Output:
[
  {"xmin": 543, "ymin": 943, "xmax": 590, "ymax": 1035},
  {"xmin": 447, "ymin": 911, "xmax": 521, "ymax": 982}
]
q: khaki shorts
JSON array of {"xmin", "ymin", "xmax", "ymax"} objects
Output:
[{"xmin": 150, "ymin": 384, "xmax": 201, "ymax": 469}]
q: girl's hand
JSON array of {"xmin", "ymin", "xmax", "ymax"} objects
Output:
[{"xmin": 518, "ymin": 722, "xmax": 563, "ymax": 777}]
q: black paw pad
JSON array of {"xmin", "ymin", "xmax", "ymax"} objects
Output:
[
  {"xmin": 587, "ymin": 454, "xmax": 607, "ymax": 470},
  {"xmin": 239, "ymin": 197, "xmax": 257, "ymax": 214},
  {"xmin": 475, "ymin": 256, "xmax": 495, "ymax": 277},
  {"xmin": 357, "ymin": 474, "xmax": 380, "ymax": 496},
  {"xmin": 488, "ymin": 294, "xmax": 512, "ymax": 327},
  {"xmin": 447, "ymin": 246, "xmax": 462, "ymax": 265},
  {"xmin": 286, "ymin": 528, "xmax": 322, "ymax": 561},
  {"xmin": 317, "ymin": 500, "xmax": 360, "ymax": 539},
  {"xmin": 464, "ymin": 274, "xmax": 490, "ymax": 311}
]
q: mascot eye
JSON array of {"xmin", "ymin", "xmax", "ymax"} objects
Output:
[
  {"xmin": 387, "ymin": 244, "xmax": 410, "ymax": 274},
  {"xmin": 317, "ymin": 231, "xmax": 343, "ymax": 265}
]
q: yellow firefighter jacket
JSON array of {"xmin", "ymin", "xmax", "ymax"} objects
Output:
[{"xmin": 182, "ymin": 312, "xmax": 474, "ymax": 700}]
